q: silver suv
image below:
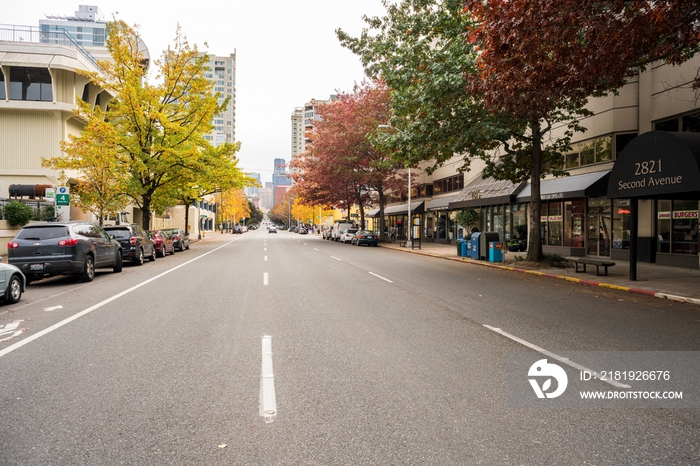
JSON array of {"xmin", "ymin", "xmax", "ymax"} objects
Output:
[{"xmin": 8, "ymin": 221, "xmax": 123, "ymax": 283}]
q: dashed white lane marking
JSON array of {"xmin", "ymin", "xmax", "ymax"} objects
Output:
[
  {"xmin": 260, "ymin": 335, "xmax": 277, "ymax": 423},
  {"xmin": 482, "ymin": 325, "xmax": 631, "ymax": 389},
  {"xmin": 330, "ymin": 256, "xmax": 341, "ymax": 261},
  {"xmin": 265, "ymin": 256, "xmax": 268, "ymax": 261},
  {"xmin": 44, "ymin": 305, "xmax": 64, "ymax": 312},
  {"xmin": 264, "ymin": 248, "xmax": 267, "ymax": 251},
  {"xmin": 263, "ymin": 273, "xmax": 269, "ymax": 286},
  {"xmin": 369, "ymin": 272, "xmax": 393, "ymax": 283},
  {"xmin": 313, "ymin": 248, "xmax": 319, "ymax": 251}
]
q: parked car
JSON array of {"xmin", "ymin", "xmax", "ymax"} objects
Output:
[
  {"xmin": 268, "ymin": 226, "xmax": 277, "ymax": 233},
  {"xmin": 147, "ymin": 230, "xmax": 175, "ymax": 257},
  {"xmin": 104, "ymin": 224, "xmax": 156, "ymax": 265},
  {"xmin": 162, "ymin": 228, "xmax": 190, "ymax": 251},
  {"xmin": 322, "ymin": 228, "xmax": 333, "ymax": 240},
  {"xmin": 332, "ymin": 222, "xmax": 355, "ymax": 241},
  {"xmin": 233, "ymin": 225, "xmax": 243, "ymax": 234},
  {"xmin": 351, "ymin": 230, "xmax": 379, "ymax": 247},
  {"xmin": 7, "ymin": 221, "xmax": 122, "ymax": 283},
  {"xmin": 0, "ymin": 257, "xmax": 25, "ymax": 304},
  {"xmin": 339, "ymin": 228, "xmax": 359, "ymax": 244}
]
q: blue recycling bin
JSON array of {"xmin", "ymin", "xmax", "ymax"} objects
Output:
[
  {"xmin": 470, "ymin": 232, "xmax": 481, "ymax": 259},
  {"xmin": 489, "ymin": 242, "xmax": 503, "ymax": 262},
  {"xmin": 460, "ymin": 240, "xmax": 468, "ymax": 257}
]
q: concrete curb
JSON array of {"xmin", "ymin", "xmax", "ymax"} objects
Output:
[{"xmin": 380, "ymin": 244, "xmax": 700, "ymax": 306}]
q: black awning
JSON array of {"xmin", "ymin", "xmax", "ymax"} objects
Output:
[
  {"xmin": 607, "ymin": 131, "xmax": 700, "ymax": 200},
  {"xmin": 427, "ymin": 194, "xmax": 458, "ymax": 211},
  {"xmin": 516, "ymin": 170, "xmax": 610, "ymax": 202},
  {"xmin": 450, "ymin": 175, "xmax": 525, "ymax": 209},
  {"xmin": 517, "ymin": 170, "xmax": 610, "ymax": 202},
  {"xmin": 384, "ymin": 201, "xmax": 425, "ymax": 216},
  {"xmin": 366, "ymin": 208, "xmax": 380, "ymax": 218}
]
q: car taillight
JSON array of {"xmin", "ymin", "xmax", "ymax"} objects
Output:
[
  {"xmin": 130, "ymin": 237, "xmax": 138, "ymax": 246},
  {"xmin": 58, "ymin": 238, "xmax": 79, "ymax": 247},
  {"xmin": 7, "ymin": 242, "xmax": 19, "ymax": 249}
]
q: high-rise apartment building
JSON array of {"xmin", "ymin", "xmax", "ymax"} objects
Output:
[
  {"xmin": 201, "ymin": 53, "xmax": 237, "ymax": 147},
  {"xmin": 289, "ymin": 96, "xmax": 337, "ymax": 183},
  {"xmin": 273, "ymin": 158, "xmax": 290, "ymax": 188},
  {"xmin": 245, "ymin": 172, "xmax": 261, "ymax": 198}
]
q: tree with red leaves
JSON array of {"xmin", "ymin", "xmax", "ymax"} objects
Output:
[
  {"xmin": 291, "ymin": 81, "xmax": 404, "ymax": 238},
  {"xmin": 465, "ymin": 0, "xmax": 700, "ymax": 260}
]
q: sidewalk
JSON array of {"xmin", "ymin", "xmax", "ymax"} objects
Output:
[{"xmin": 379, "ymin": 241, "xmax": 700, "ymax": 306}]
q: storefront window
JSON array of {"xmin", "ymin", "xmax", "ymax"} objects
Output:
[
  {"xmin": 612, "ymin": 200, "xmax": 631, "ymax": 250},
  {"xmin": 512, "ymin": 204, "xmax": 527, "ymax": 242},
  {"xmin": 657, "ymin": 200, "xmax": 671, "ymax": 253},
  {"xmin": 547, "ymin": 201, "xmax": 563, "ymax": 246},
  {"xmin": 672, "ymin": 200, "xmax": 698, "ymax": 255},
  {"xmin": 448, "ymin": 211, "xmax": 457, "ymax": 240},
  {"xmin": 657, "ymin": 200, "xmax": 698, "ymax": 255},
  {"xmin": 540, "ymin": 203, "xmax": 548, "ymax": 245},
  {"xmin": 564, "ymin": 199, "xmax": 585, "ymax": 247}
]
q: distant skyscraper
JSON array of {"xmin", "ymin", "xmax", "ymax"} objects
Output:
[
  {"xmin": 290, "ymin": 96, "xmax": 337, "ymax": 184},
  {"xmin": 273, "ymin": 158, "xmax": 290, "ymax": 188},
  {"xmin": 245, "ymin": 172, "xmax": 261, "ymax": 198},
  {"xmin": 201, "ymin": 52, "xmax": 237, "ymax": 147}
]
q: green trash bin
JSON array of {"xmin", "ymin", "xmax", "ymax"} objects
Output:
[{"xmin": 456, "ymin": 239, "xmax": 464, "ymax": 257}]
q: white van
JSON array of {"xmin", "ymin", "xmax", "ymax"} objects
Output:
[{"xmin": 331, "ymin": 222, "xmax": 355, "ymax": 242}]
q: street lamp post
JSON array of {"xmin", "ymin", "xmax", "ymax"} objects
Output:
[{"xmin": 407, "ymin": 166, "xmax": 412, "ymax": 248}]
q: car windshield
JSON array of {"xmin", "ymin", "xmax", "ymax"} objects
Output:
[{"xmin": 15, "ymin": 226, "xmax": 70, "ymax": 240}]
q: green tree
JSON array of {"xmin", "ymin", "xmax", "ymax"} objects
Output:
[{"xmin": 78, "ymin": 20, "xmax": 237, "ymax": 230}]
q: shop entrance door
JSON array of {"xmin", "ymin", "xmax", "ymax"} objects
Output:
[{"xmin": 587, "ymin": 214, "xmax": 611, "ymax": 256}]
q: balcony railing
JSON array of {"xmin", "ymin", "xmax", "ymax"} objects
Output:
[{"xmin": 0, "ymin": 24, "xmax": 99, "ymax": 68}]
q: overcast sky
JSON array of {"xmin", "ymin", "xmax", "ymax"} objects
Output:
[{"xmin": 6, "ymin": 1, "xmax": 388, "ymax": 183}]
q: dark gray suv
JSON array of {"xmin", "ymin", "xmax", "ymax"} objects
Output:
[
  {"xmin": 104, "ymin": 224, "xmax": 156, "ymax": 265},
  {"xmin": 7, "ymin": 221, "xmax": 123, "ymax": 283}
]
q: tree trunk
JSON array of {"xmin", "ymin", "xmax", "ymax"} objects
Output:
[
  {"xmin": 377, "ymin": 183, "xmax": 387, "ymax": 241},
  {"xmin": 526, "ymin": 118, "xmax": 544, "ymax": 262},
  {"xmin": 141, "ymin": 196, "xmax": 152, "ymax": 230},
  {"xmin": 183, "ymin": 200, "xmax": 192, "ymax": 235}
]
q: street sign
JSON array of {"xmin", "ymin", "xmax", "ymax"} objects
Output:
[{"xmin": 56, "ymin": 193, "xmax": 70, "ymax": 206}]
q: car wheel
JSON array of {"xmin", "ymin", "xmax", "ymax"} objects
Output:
[
  {"xmin": 179, "ymin": 243, "xmax": 184, "ymax": 252},
  {"xmin": 6, "ymin": 275, "xmax": 22, "ymax": 304},
  {"xmin": 185, "ymin": 243, "xmax": 189, "ymax": 250},
  {"xmin": 169, "ymin": 246, "xmax": 175, "ymax": 255},
  {"xmin": 113, "ymin": 251, "xmax": 123, "ymax": 273},
  {"xmin": 80, "ymin": 255, "xmax": 95, "ymax": 282},
  {"xmin": 158, "ymin": 247, "xmax": 165, "ymax": 258},
  {"xmin": 149, "ymin": 247, "xmax": 156, "ymax": 261},
  {"xmin": 136, "ymin": 248, "xmax": 144, "ymax": 266}
]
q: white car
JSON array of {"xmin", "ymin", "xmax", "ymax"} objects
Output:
[
  {"xmin": 0, "ymin": 257, "xmax": 25, "ymax": 304},
  {"xmin": 339, "ymin": 228, "xmax": 359, "ymax": 244}
]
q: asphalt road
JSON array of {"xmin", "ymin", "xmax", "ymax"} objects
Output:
[{"xmin": 1, "ymin": 229, "xmax": 699, "ymax": 465}]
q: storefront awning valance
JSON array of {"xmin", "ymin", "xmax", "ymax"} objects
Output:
[
  {"xmin": 427, "ymin": 195, "xmax": 459, "ymax": 211},
  {"xmin": 516, "ymin": 170, "xmax": 610, "ymax": 202},
  {"xmin": 450, "ymin": 175, "xmax": 525, "ymax": 209},
  {"xmin": 383, "ymin": 201, "xmax": 425, "ymax": 216},
  {"xmin": 607, "ymin": 131, "xmax": 700, "ymax": 200},
  {"xmin": 366, "ymin": 208, "xmax": 380, "ymax": 218}
]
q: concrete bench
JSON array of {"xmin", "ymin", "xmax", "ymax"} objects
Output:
[{"xmin": 571, "ymin": 258, "xmax": 616, "ymax": 276}]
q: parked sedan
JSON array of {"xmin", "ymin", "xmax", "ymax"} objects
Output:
[
  {"xmin": 351, "ymin": 230, "xmax": 379, "ymax": 247},
  {"xmin": 0, "ymin": 257, "xmax": 25, "ymax": 304},
  {"xmin": 339, "ymin": 228, "xmax": 359, "ymax": 244},
  {"xmin": 104, "ymin": 224, "xmax": 156, "ymax": 265},
  {"xmin": 8, "ymin": 221, "xmax": 122, "ymax": 283},
  {"xmin": 147, "ymin": 230, "xmax": 175, "ymax": 257},
  {"xmin": 162, "ymin": 228, "xmax": 190, "ymax": 251}
]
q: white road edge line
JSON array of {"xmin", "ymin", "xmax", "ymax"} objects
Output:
[
  {"xmin": 330, "ymin": 256, "xmax": 341, "ymax": 261},
  {"xmin": 0, "ymin": 239, "xmax": 239, "ymax": 359},
  {"xmin": 482, "ymin": 325, "xmax": 631, "ymax": 389},
  {"xmin": 313, "ymin": 248, "xmax": 319, "ymax": 251},
  {"xmin": 260, "ymin": 335, "xmax": 277, "ymax": 423},
  {"xmin": 369, "ymin": 272, "xmax": 393, "ymax": 283},
  {"xmin": 263, "ymin": 273, "xmax": 269, "ymax": 286}
]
